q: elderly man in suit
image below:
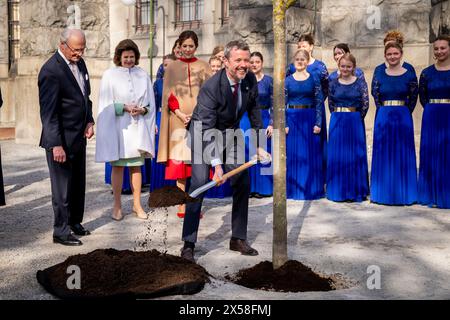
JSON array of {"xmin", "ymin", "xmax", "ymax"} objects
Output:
[
  {"xmin": 38, "ymin": 28, "xmax": 94, "ymax": 246},
  {"xmin": 181, "ymin": 40, "xmax": 271, "ymax": 262}
]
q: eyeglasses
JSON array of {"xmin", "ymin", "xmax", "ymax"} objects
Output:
[{"xmin": 65, "ymin": 42, "xmax": 86, "ymax": 54}]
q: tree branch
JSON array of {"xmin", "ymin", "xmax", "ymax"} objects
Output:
[{"xmin": 286, "ymin": 0, "xmax": 297, "ymax": 9}]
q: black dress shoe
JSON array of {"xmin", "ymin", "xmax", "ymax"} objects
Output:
[
  {"xmin": 70, "ymin": 223, "xmax": 91, "ymax": 236},
  {"xmin": 229, "ymin": 239, "xmax": 259, "ymax": 256},
  {"xmin": 53, "ymin": 234, "xmax": 83, "ymax": 246},
  {"xmin": 180, "ymin": 247, "xmax": 195, "ymax": 263}
]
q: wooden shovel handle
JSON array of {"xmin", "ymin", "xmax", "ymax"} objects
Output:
[{"xmin": 216, "ymin": 159, "xmax": 258, "ymax": 182}]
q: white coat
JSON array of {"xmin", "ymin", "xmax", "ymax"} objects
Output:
[{"xmin": 95, "ymin": 66, "xmax": 156, "ymax": 163}]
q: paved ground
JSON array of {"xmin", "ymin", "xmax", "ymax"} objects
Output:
[{"xmin": 0, "ymin": 139, "xmax": 449, "ymax": 300}]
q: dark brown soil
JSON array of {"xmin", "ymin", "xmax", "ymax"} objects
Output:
[
  {"xmin": 36, "ymin": 249, "xmax": 209, "ymax": 299},
  {"xmin": 148, "ymin": 185, "xmax": 198, "ymax": 208},
  {"xmin": 232, "ymin": 260, "xmax": 335, "ymax": 292}
]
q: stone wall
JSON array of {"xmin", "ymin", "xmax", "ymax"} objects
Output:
[
  {"xmin": 20, "ymin": 0, "xmax": 110, "ymax": 58},
  {"xmin": 0, "ymin": 1, "xmax": 7, "ymax": 66},
  {"xmin": 0, "ymin": 1, "xmax": 13, "ymax": 130},
  {"xmin": 1, "ymin": 0, "xmax": 111, "ymax": 144},
  {"xmin": 321, "ymin": 0, "xmax": 430, "ymax": 47},
  {"xmin": 431, "ymin": 0, "xmax": 450, "ymax": 39}
]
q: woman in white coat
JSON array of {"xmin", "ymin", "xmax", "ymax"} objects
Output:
[{"xmin": 96, "ymin": 39, "xmax": 156, "ymax": 221}]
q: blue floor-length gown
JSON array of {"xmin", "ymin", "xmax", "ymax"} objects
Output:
[
  {"xmin": 285, "ymin": 73, "xmax": 324, "ymax": 200},
  {"xmin": 240, "ymin": 74, "xmax": 273, "ymax": 197},
  {"xmin": 370, "ymin": 67, "xmax": 419, "ymax": 205},
  {"xmin": 288, "ymin": 60, "xmax": 328, "ymax": 175},
  {"xmin": 326, "ymin": 77, "xmax": 369, "ymax": 202},
  {"xmin": 418, "ymin": 65, "xmax": 450, "ymax": 209}
]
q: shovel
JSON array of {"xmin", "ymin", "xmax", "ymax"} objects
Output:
[{"xmin": 189, "ymin": 155, "xmax": 270, "ymax": 198}]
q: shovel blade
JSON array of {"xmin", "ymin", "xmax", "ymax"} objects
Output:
[{"xmin": 189, "ymin": 180, "xmax": 218, "ymax": 198}]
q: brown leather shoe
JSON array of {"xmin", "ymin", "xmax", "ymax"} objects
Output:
[
  {"xmin": 229, "ymin": 239, "xmax": 258, "ymax": 256},
  {"xmin": 180, "ymin": 247, "xmax": 195, "ymax": 263}
]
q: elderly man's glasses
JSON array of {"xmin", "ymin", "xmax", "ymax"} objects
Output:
[{"xmin": 65, "ymin": 42, "xmax": 86, "ymax": 54}]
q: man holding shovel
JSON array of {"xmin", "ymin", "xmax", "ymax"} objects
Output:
[{"xmin": 181, "ymin": 40, "xmax": 272, "ymax": 262}]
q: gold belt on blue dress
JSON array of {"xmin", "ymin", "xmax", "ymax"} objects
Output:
[
  {"xmin": 382, "ymin": 100, "xmax": 406, "ymax": 106},
  {"xmin": 334, "ymin": 107, "xmax": 357, "ymax": 112},
  {"xmin": 429, "ymin": 99, "xmax": 450, "ymax": 104},
  {"xmin": 289, "ymin": 105, "xmax": 312, "ymax": 109}
]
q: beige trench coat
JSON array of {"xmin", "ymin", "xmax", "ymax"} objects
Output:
[{"xmin": 157, "ymin": 58, "xmax": 212, "ymax": 163}]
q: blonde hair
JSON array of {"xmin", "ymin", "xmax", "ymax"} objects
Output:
[
  {"xmin": 384, "ymin": 41, "xmax": 403, "ymax": 55},
  {"xmin": 293, "ymin": 49, "xmax": 310, "ymax": 62},
  {"xmin": 208, "ymin": 55, "xmax": 222, "ymax": 65},
  {"xmin": 212, "ymin": 45, "xmax": 225, "ymax": 57},
  {"xmin": 338, "ymin": 53, "xmax": 357, "ymax": 76}
]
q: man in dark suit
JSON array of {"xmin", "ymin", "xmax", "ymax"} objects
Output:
[
  {"xmin": 181, "ymin": 40, "xmax": 271, "ymax": 262},
  {"xmin": 38, "ymin": 29, "xmax": 94, "ymax": 246}
]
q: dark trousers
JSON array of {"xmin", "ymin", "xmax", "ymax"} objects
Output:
[
  {"xmin": 182, "ymin": 160, "xmax": 250, "ymax": 244},
  {"xmin": 46, "ymin": 147, "xmax": 86, "ymax": 237}
]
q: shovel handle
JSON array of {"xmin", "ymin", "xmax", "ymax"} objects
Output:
[{"xmin": 216, "ymin": 159, "xmax": 258, "ymax": 183}]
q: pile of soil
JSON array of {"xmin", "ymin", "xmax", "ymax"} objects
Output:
[
  {"xmin": 36, "ymin": 249, "xmax": 209, "ymax": 299},
  {"xmin": 148, "ymin": 186, "xmax": 198, "ymax": 208},
  {"xmin": 232, "ymin": 260, "xmax": 335, "ymax": 292}
]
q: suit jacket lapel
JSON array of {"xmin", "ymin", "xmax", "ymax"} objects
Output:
[
  {"xmin": 55, "ymin": 53, "xmax": 85, "ymax": 98},
  {"xmin": 221, "ymin": 70, "xmax": 234, "ymax": 117}
]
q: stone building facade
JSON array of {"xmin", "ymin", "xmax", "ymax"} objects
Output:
[
  {"xmin": 0, "ymin": 0, "xmax": 110, "ymax": 143},
  {"xmin": 0, "ymin": 0, "xmax": 449, "ymax": 144}
]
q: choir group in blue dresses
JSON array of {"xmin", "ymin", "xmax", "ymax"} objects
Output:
[{"xmin": 104, "ymin": 31, "xmax": 450, "ymax": 210}]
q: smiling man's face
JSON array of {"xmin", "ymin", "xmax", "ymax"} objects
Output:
[{"xmin": 224, "ymin": 47, "xmax": 251, "ymax": 83}]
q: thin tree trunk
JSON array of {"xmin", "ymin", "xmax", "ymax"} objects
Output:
[{"xmin": 272, "ymin": 0, "xmax": 296, "ymax": 269}]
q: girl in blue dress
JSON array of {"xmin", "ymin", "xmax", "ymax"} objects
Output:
[
  {"xmin": 373, "ymin": 31, "xmax": 416, "ymax": 81},
  {"xmin": 240, "ymin": 52, "xmax": 273, "ymax": 198},
  {"xmin": 287, "ymin": 34, "xmax": 329, "ymax": 178},
  {"xmin": 284, "ymin": 49, "xmax": 324, "ymax": 200},
  {"xmin": 418, "ymin": 35, "xmax": 450, "ymax": 209},
  {"xmin": 329, "ymin": 43, "xmax": 365, "ymax": 82},
  {"xmin": 327, "ymin": 54, "xmax": 369, "ymax": 202},
  {"xmin": 371, "ymin": 41, "xmax": 419, "ymax": 205}
]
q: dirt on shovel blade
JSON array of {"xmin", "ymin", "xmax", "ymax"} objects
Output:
[
  {"xmin": 148, "ymin": 185, "xmax": 198, "ymax": 209},
  {"xmin": 232, "ymin": 260, "xmax": 336, "ymax": 292},
  {"xmin": 36, "ymin": 249, "xmax": 210, "ymax": 299}
]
